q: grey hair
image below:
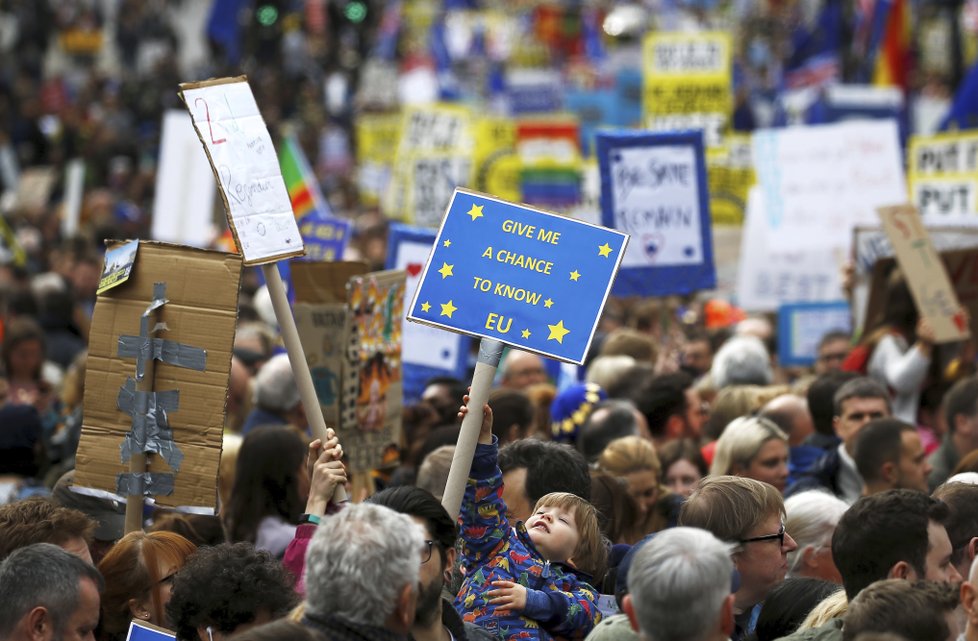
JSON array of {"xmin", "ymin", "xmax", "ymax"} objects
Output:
[
  {"xmin": 628, "ymin": 527, "xmax": 734, "ymax": 641},
  {"xmin": 785, "ymin": 491, "xmax": 849, "ymax": 576},
  {"xmin": 710, "ymin": 416, "xmax": 787, "ymax": 477},
  {"xmin": 0, "ymin": 543, "xmax": 103, "ymax": 636},
  {"xmin": 711, "ymin": 335, "xmax": 773, "ymax": 388},
  {"xmin": 586, "ymin": 355, "xmax": 637, "ymax": 392},
  {"xmin": 304, "ymin": 503, "xmax": 424, "ymax": 626},
  {"xmin": 252, "ymin": 353, "xmax": 301, "ymax": 412}
]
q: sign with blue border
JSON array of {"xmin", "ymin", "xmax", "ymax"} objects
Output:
[
  {"xmin": 387, "ymin": 223, "xmax": 470, "ymax": 403},
  {"xmin": 777, "ymin": 301, "xmax": 852, "ymax": 367},
  {"xmin": 299, "ymin": 215, "xmax": 351, "ymax": 262},
  {"xmin": 125, "ymin": 620, "xmax": 176, "ymax": 641},
  {"xmin": 407, "ymin": 188, "xmax": 628, "ymax": 365},
  {"xmin": 597, "ymin": 129, "xmax": 716, "ymax": 296}
]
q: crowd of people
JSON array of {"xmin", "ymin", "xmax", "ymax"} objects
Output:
[{"xmin": 3, "ymin": 2, "xmax": 978, "ymax": 641}]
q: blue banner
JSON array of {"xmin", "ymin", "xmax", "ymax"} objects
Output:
[
  {"xmin": 596, "ymin": 130, "xmax": 716, "ymax": 296},
  {"xmin": 387, "ymin": 223, "xmax": 470, "ymax": 403},
  {"xmin": 777, "ymin": 301, "xmax": 852, "ymax": 367},
  {"xmin": 408, "ymin": 189, "xmax": 627, "ymax": 364},
  {"xmin": 299, "ymin": 216, "xmax": 351, "ymax": 262}
]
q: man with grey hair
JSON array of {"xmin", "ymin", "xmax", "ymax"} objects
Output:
[
  {"xmin": 623, "ymin": 527, "xmax": 736, "ymax": 641},
  {"xmin": 0, "ymin": 542, "xmax": 103, "ymax": 641},
  {"xmin": 241, "ymin": 353, "xmax": 306, "ymax": 434},
  {"xmin": 303, "ymin": 502, "xmax": 425, "ymax": 640},
  {"xmin": 710, "ymin": 335, "xmax": 773, "ymax": 389}
]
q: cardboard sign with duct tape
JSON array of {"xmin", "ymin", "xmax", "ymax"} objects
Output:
[
  {"xmin": 75, "ymin": 241, "xmax": 242, "ymax": 508},
  {"xmin": 292, "ymin": 262, "xmax": 405, "ymax": 473}
]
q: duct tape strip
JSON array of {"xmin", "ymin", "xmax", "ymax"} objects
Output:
[
  {"xmin": 117, "ymin": 377, "xmax": 184, "ymax": 470},
  {"xmin": 123, "ymin": 282, "xmax": 168, "ymax": 380},
  {"xmin": 117, "ymin": 336, "xmax": 207, "ymax": 374},
  {"xmin": 477, "ymin": 340, "xmax": 505, "ymax": 366},
  {"xmin": 116, "ymin": 472, "xmax": 175, "ymax": 497}
]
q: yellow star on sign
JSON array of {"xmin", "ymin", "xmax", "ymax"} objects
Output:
[
  {"xmin": 420, "ymin": 301, "xmax": 431, "ymax": 312},
  {"xmin": 466, "ymin": 204, "xmax": 484, "ymax": 221},
  {"xmin": 438, "ymin": 262, "xmax": 454, "ymax": 279},
  {"xmin": 443, "ymin": 239, "xmax": 452, "ymax": 248},
  {"xmin": 440, "ymin": 300, "xmax": 458, "ymax": 318},
  {"xmin": 544, "ymin": 298, "xmax": 554, "ymax": 309},
  {"xmin": 569, "ymin": 270, "xmax": 581, "ymax": 281},
  {"xmin": 521, "ymin": 328, "xmax": 531, "ymax": 339},
  {"xmin": 598, "ymin": 243, "xmax": 613, "ymax": 258},
  {"xmin": 547, "ymin": 320, "xmax": 570, "ymax": 344}
]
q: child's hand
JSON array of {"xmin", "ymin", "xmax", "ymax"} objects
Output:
[
  {"xmin": 306, "ymin": 429, "xmax": 343, "ymax": 478},
  {"xmin": 458, "ymin": 391, "xmax": 493, "ymax": 444},
  {"xmin": 489, "ymin": 580, "xmax": 527, "ymax": 613},
  {"xmin": 306, "ymin": 449, "xmax": 348, "ymax": 517}
]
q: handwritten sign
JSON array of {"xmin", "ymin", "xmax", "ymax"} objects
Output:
[
  {"xmin": 908, "ymin": 131, "xmax": 978, "ymax": 224},
  {"xmin": 752, "ymin": 119, "xmax": 906, "ymax": 253},
  {"xmin": 877, "ymin": 204, "xmax": 970, "ymax": 343},
  {"xmin": 642, "ymin": 32, "xmax": 732, "ymax": 146},
  {"xmin": 178, "ymin": 76, "xmax": 303, "ymax": 265},
  {"xmin": 408, "ymin": 188, "xmax": 628, "ymax": 364},
  {"xmin": 737, "ymin": 187, "xmax": 844, "ymax": 312},
  {"xmin": 387, "ymin": 224, "xmax": 470, "ymax": 403},
  {"xmin": 407, "ymin": 153, "xmax": 473, "ymax": 228},
  {"xmin": 596, "ymin": 130, "xmax": 715, "ymax": 296},
  {"xmin": 777, "ymin": 302, "xmax": 852, "ymax": 367}
]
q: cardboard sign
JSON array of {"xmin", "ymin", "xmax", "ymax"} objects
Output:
[
  {"xmin": 908, "ymin": 130, "xmax": 978, "ymax": 223},
  {"xmin": 125, "ymin": 620, "xmax": 176, "ymax": 641},
  {"xmin": 179, "ymin": 77, "xmax": 304, "ymax": 265},
  {"xmin": 877, "ymin": 204, "xmax": 970, "ymax": 343},
  {"xmin": 642, "ymin": 32, "xmax": 732, "ymax": 146},
  {"xmin": 75, "ymin": 242, "xmax": 242, "ymax": 508},
  {"xmin": 386, "ymin": 224, "xmax": 470, "ymax": 403},
  {"xmin": 777, "ymin": 302, "xmax": 852, "ymax": 367},
  {"xmin": 14, "ymin": 166, "xmax": 56, "ymax": 213},
  {"xmin": 596, "ymin": 130, "xmax": 716, "ymax": 296},
  {"xmin": 293, "ymin": 263, "xmax": 405, "ymax": 472},
  {"xmin": 737, "ymin": 187, "xmax": 844, "ymax": 311},
  {"xmin": 407, "ymin": 188, "xmax": 628, "ymax": 365},
  {"xmin": 151, "ymin": 111, "xmax": 218, "ymax": 248},
  {"xmin": 752, "ymin": 119, "xmax": 906, "ymax": 253}
]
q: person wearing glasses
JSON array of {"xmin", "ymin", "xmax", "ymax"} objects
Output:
[
  {"xmin": 814, "ymin": 331, "xmax": 852, "ymax": 376},
  {"xmin": 679, "ymin": 475, "xmax": 798, "ymax": 641}
]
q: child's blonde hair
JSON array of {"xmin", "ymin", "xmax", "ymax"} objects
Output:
[{"xmin": 533, "ymin": 491, "xmax": 607, "ymax": 579}]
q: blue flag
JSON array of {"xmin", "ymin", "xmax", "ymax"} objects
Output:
[{"xmin": 940, "ymin": 58, "xmax": 978, "ymax": 131}]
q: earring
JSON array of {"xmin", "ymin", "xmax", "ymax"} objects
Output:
[{"xmin": 141, "ymin": 613, "xmax": 151, "ymax": 620}]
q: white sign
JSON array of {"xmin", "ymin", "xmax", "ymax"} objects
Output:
[
  {"xmin": 737, "ymin": 187, "xmax": 844, "ymax": 311},
  {"xmin": 408, "ymin": 155, "xmax": 472, "ymax": 228},
  {"xmin": 179, "ymin": 77, "xmax": 303, "ymax": 265},
  {"xmin": 912, "ymin": 179, "xmax": 977, "ymax": 219},
  {"xmin": 151, "ymin": 111, "xmax": 216, "ymax": 248},
  {"xmin": 751, "ymin": 120, "xmax": 907, "ymax": 253},
  {"xmin": 610, "ymin": 145, "xmax": 704, "ymax": 268}
]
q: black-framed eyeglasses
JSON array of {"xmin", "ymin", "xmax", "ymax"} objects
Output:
[
  {"xmin": 421, "ymin": 540, "xmax": 435, "ymax": 564},
  {"xmin": 740, "ymin": 523, "xmax": 786, "ymax": 547}
]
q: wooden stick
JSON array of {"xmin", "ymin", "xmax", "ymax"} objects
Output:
[
  {"xmin": 441, "ymin": 339, "xmax": 504, "ymax": 521},
  {"xmin": 262, "ymin": 263, "xmax": 348, "ymax": 503}
]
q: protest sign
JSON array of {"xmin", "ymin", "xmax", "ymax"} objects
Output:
[
  {"xmin": 406, "ymin": 153, "xmax": 473, "ymax": 228},
  {"xmin": 907, "ymin": 130, "xmax": 978, "ymax": 224},
  {"xmin": 355, "ymin": 113, "xmax": 402, "ymax": 205},
  {"xmin": 125, "ymin": 620, "xmax": 176, "ymax": 641},
  {"xmin": 517, "ymin": 117, "xmax": 583, "ymax": 208},
  {"xmin": 565, "ymin": 89, "xmax": 618, "ymax": 156},
  {"xmin": 642, "ymin": 32, "xmax": 732, "ymax": 146},
  {"xmin": 292, "ymin": 262, "xmax": 405, "ymax": 472},
  {"xmin": 737, "ymin": 187, "xmax": 844, "ymax": 311},
  {"xmin": 387, "ymin": 224, "xmax": 470, "ymax": 403},
  {"xmin": 851, "ymin": 226, "xmax": 978, "ymax": 331},
  {"xmin": 596, "ymin": 130, "xmax": 715, "ymax": 296},
  {"xmin": 14, "ymin": 166, "xmax": 56, "ymax": 213},
  {"xmin": 751, "ymin": 119, "xmax": 906, "ymax": 253},
  {"xmin": 75, "ymin": 242, "xmax": 242, "ymax": 510},
  {"xmin": 179, "ymin": 77, "xmax": 303, "ymax": 265},
  {"xmin": 777, "ymin": 302, "xmax": 852, "ymax": 367},
  {"xmin": 877, "ymin": 204, "xmax": 970, "ymax": 343},
  {"xmin": 506, "ymin": 68, "xmax": 565, "ymax": 115},
  {"xmin": 707, "ymin": 135, "xmax": 754, "ymax": 225},
  {"xmin": 298, "ymin": 217, "xmax": 350, "ymax": 262},
  {"xmin": 407, "ymin": 188, "xmax": 628, "ymax": 365},
  {"xmin": 151, "ymin": 111, "xmax": 217, "ymax": 248}
]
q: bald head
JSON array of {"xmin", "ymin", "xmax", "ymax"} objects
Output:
[
  {"xmin": 501, "ymin": 350, "xmax": 548, "ymax": 389},
  {"xmin": 760, "ymin": 394, "xmax": 814, "ymax": 447}
]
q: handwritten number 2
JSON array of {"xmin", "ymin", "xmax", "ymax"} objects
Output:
[{"xmin": 195, "ymin": 98, "xmax": 226, "ymax": 145}]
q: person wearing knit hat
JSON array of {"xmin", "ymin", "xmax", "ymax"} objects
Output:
[{"xmin": 551, "ymin": 382, "xmax": 607, "ymax": 444}]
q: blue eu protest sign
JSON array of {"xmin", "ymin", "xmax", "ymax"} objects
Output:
[
  {"xmin": 408, "ymin": 188, "xmax": 628, "ymax": 364},
  {"xmin": 597, "ymin": 130, "xmax": 716, "ymax": 296}
]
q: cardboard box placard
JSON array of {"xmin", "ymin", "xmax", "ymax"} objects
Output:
[
  {"xmin": 75, "ymin": 242, "xmax": 242, "ymax": 508},
  {"xmin": 293, "ymin": 262, "xmax": 405, "ymax": 472}
]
